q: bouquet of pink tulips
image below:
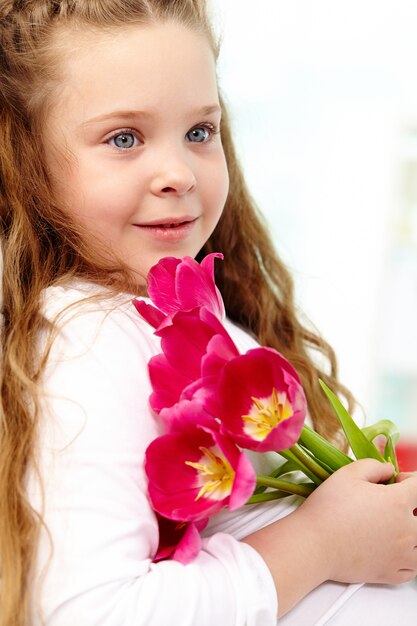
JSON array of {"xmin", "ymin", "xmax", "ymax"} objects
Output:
[{"xmin": 133, "ymin": 253, "xmax": 400, "ymax": 564}]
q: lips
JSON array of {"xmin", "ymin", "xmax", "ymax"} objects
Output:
[
  {"xmin": 133, "ymin": 216, "xmax": 198, "ymax": 241},
  {"xmin": 146, "ymin": 221, "xmax": 190, "ymax": 229},
  {"xmin": 135, "ymin": 216, "xmax": 196, "ymax": 228}
]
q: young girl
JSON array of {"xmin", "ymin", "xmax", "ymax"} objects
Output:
[{"xmin": 1, "ymin": 1, "xmax": 416, "ymax": 625}]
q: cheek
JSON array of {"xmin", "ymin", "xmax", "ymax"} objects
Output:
[
  {"xmin": 59, "ymin": 170, "xmax": 127, "ymax": 225},
  {"xmin": 205, "ymin": 154, "xmax": 229, "ymax": 215},
  {"xmin": 76, "ymin": 162, "xmax": 142, "ymax": 221},
  {"xmin": 220, "ymin": 166, "xmax": 230, "ymax": 207}
]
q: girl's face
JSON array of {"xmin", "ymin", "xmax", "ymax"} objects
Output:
[{"xmin": 43, "ymin": 22, "xmax": 229, "ymax": 281}]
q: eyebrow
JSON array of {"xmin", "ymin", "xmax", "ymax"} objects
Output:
[{"xmin": 83, "ymin": 104, "xmax": 221, "ymax": 126}]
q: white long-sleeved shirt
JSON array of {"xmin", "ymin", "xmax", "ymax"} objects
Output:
[
  {"xmin": 28, "ymin": 283, "xmax": 417, "ymax": 626},
  {"xmin": 29, "ymin": 282, "xmax": 281, "ymax": 625}
]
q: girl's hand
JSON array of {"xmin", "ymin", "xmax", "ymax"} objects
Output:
[
  {"xmin": 243, "ymin": 459, "xmax": 417, "ymax": 617},
  {"xmin": 296, "ymin": 458, "xmax": 417, "ymax": 585}
]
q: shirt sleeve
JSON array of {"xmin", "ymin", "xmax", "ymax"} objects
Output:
[{"xmin": 28, "ymin": 287, "xmax": 278, "ymax": 626}]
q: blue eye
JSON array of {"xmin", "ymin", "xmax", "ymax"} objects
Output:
[
  {"xmin": 186, "ymin": 126, "xmax": 212, "ymax": 143},
  {"xmin": 109, "ymin": 132, "xmax": 138, "ymax": 149}
]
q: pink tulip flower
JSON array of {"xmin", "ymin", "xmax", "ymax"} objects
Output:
[
  {"xmin": 147, "ymin": 253, "xmax": 225, "ymax": 319},
  {"xmin": 148, "ymin": 307, "xmax": 239, "ymax": 413},
  {"xmin": 153, "ymin": 513, "xmax": 208, "ymax": 565},
  {"xmin": 212, "ymin": 347, "xmax": 307, "ymax": 452},
  {"xmin": 145, "ymin": 426, "xmax": 256, "ymax": 522}
]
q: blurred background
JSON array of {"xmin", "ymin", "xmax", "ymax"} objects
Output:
[{"xmin": 210, "ymin": 0, "xmax": 417, "ymax": 441}]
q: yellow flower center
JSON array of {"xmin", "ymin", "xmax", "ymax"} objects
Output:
[
  {"xmin": 185, "ymin": 445, "xmax": 235, "ymax": 501},
  {"xmin": 242, "ymin": 387, "xmax": 293, "ymax": 441}
]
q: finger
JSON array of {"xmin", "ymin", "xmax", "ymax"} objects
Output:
[
  {"xmin": 395, "ymin": 479, "xmax": 417, "ymax": 516},
  {"xmin": 345, "ymin": 458, "xmax": 395, "ymax": 483},
  {"xmin": 396, "ymin": 471, "xmax": 417, "ymax": 483},
  {"xmin": 395, "ymin": 569, "xmax": 417, "ymax": 584},
  {"xmin": 395, "ymin": 473, "xmax": 417, "ymax": 507}
]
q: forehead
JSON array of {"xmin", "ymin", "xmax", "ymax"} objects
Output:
[{"xmin": 49, "ymin": 21, "xmax": 219, "ymax": 122}]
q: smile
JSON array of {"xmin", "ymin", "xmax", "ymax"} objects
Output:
[{"xmin": 133, "ymin": 217, "xmax": 198, "ymax": 241}]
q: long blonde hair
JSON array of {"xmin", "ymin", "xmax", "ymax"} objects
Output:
[{"xmin": 0, "ymin": 1, "xmax": 354, "ymax": 623}]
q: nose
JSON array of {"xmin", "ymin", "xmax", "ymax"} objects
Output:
[{"xmin": 150, "ymin": 153, "xmax": 197, "ymax": 197}]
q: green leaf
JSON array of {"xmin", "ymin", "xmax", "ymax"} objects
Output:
[
  {"xmin": 362, "ymin": 419, "xmax": 400, "ymax": 473},
  {"xmin": 361, "ymin": 419, "xmax": 400, "ymax": 446},
  {"xmin": 279, "ymin": 448, "xmax": 324, "ymax": 486},
  {"xmin": 299, "ymin": 424, "xmax": 353, "ymax": 471},
  {"xmin": 319, "ymin": 380, "xmax": 384, "ymax": 462},
  {"xmin": 298, "ymin": 443, "xmax": 338, "ymax": 475}
]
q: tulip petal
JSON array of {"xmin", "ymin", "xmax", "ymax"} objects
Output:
[
  {"xmin": 175, "ymin": 255, "xmax": 225, "ymax": 319},
  {"xmin": 159, "ymin": 397, "xmax": 218, "ymax": 433},
  {"xmin": 200, "ymin": 252, "xmax": 224, "ymax": 279},
  {"xmin": 148, "ymin": 354, "xmax": 193, "ymax": 412},
  {"xmin": 149, "ymin": 484, "xmax": 225, "ymax": 521},
  {"xmin": 156, "ymin": 310, "xmax": 217, "ymax": 380},
  {"xmin": 209, "ymin": 430, "xmax": 256, "ymax": 510},
  {"xmin": 132, "ymin": 299, "xmax": 166, "ymax": 329},
  {"xmin": 147, "ymin": 257, "xmax": 182, "ymax": 313},
  {"xmin": 181, "ymin": 375, "xmax": 220, "ymax": 418},
  {"xmin": 201, "ymin": 334, "xmax": 240, "ymax": 378}
]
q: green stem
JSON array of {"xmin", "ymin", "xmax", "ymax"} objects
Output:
[
  {"xmin": 278, "ymin": 449, "xmax": 323, "ymax": 486},
  {"xmin": 246, "ymin": 490, "xmax": 289, "ymax": 504},
  {"xmin": 289, "ymin": 443, "xmax": 331, "ymax": 481},
  {"xmin": 253, "ymin": 458, "xmax": 300, "ymax": 495},
  {"xmin": 256, "ymin": 475, "xmax": 315, "ymax": 498}
]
